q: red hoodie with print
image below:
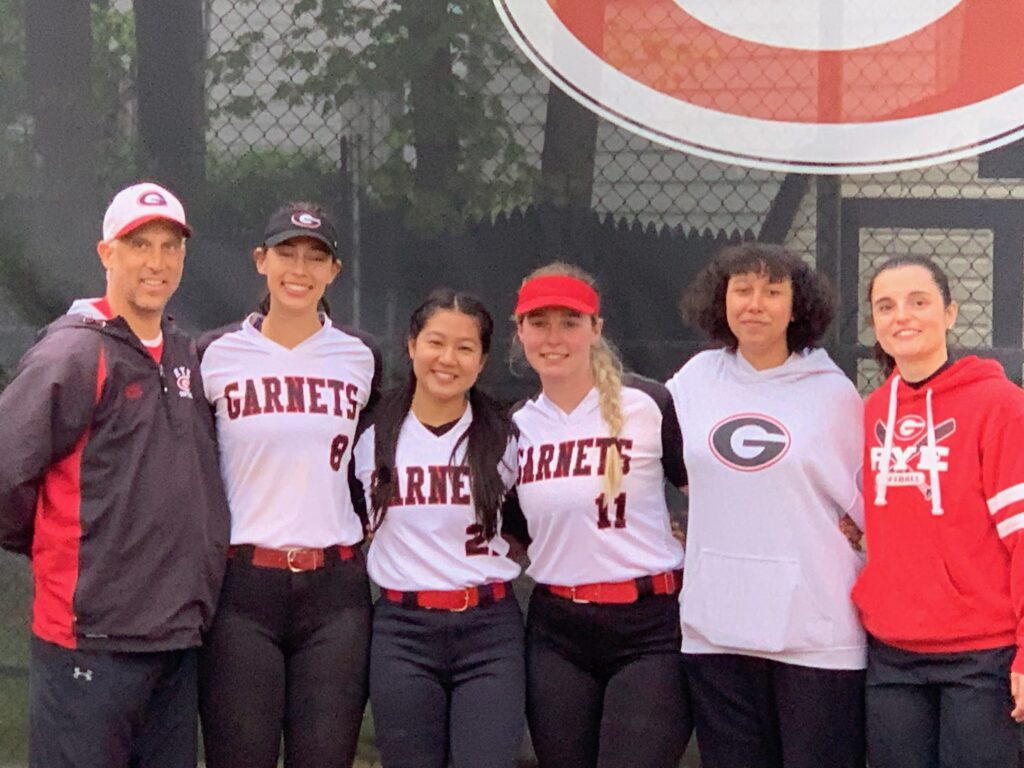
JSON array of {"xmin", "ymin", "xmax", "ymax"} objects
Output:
[{"xmin": 852, "ymin": 356, "xmax": 1024, "ymax": 672}]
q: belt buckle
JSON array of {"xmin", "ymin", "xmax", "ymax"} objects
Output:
[
  {"xmin": 286, "ymin": 548, "xmax": 308, "ymax": 573},
  {"xmin": 452, "ymin": 588, "xmax": 472, "ymax": 613},
  {"xmin": 570, "ymin": 586, "xmax": 591, "ymax": 604}
]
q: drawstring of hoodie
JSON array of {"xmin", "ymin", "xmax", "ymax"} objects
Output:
[
  {"xmin": 874, "ymin": 375, "xmax": 900, "ymax": 508},
  {"xmin": 873, "ymin": 374, "xmax": 944, "ymax": 515},
  {"xmin": 925, "ymin": 388, "xmax": 943, "ymax": 515}
]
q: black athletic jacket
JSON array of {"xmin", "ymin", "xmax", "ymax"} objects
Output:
[{"xmin": 0, "ymin": 308, "xmax": 231, "ymax": 652}]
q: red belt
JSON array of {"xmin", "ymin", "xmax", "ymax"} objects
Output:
[
  {"xmin": 227, "ymin": 544, "xmax": 356, "ymax": 572},
  {"xmin": 542, "ymin": 570, "xmax": 682, "ymax": 604},
  {"xmin": 383, "ymin": 582, "xmax": 510, "ymax": 612}
]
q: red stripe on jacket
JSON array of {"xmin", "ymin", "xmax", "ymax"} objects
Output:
[{"xmin": 31, "ymin": 346, "xmax": 106, "ymax": 648}]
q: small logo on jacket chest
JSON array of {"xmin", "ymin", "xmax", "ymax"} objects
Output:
[
  {"xmin": 173, "ymin": 366, "xmax": 194, "ymax": 399},
  {"xmin": 871, "ymin": 415, "xmax": 956, "ymax": 498},
  {"xmin": 709, "ymin": 414, "xmax": 791, "ymax": 471}
]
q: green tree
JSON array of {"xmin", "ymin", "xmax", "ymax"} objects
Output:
[
  {"xmin": 210, "ymin": 0, "xmax": 534, "ymax": 233},
  {"xmin": 1, "ymin": 2, "xmax": 136, "ymax": 197},
  {"xmin": 1, "ymin": 2, "xmax": 137, "ymax": 324},
  {"xmin": 91, "ymin": 3, "xmax": 137, "ymax": 191}
]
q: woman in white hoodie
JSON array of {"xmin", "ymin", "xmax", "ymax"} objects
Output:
[{"xmin": 666, "ymin": 243, "xmax": 866, "ymax": 768}]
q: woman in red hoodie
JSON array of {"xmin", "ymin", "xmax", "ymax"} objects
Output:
[{"xmin": 853, "ymin": 254, "xmax": 1024, "ymax": 768}]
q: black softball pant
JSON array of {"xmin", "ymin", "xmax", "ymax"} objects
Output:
[
  {"xmin": 866, "ymin": 637, "xmax": 1019, "ymax": 768},
  {"xmin": 29, "ymin": 637, "xmax": 198, "ymax": 768},
  {"xmin": 683, "ymin": 652, "xmax": 865, "ymax": 768},
  {"xmin": 369, "ymin": 595, "xmax": 526, "ymax": 768},
  {"xmin": 198, "ymin": 549, "xmax": 372, "ymax": 768},
  {"xmin": 526, "ymin": 588, "xmax": 692, "ymax": 768}
]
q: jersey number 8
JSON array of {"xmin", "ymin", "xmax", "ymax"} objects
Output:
[{"xmin": 329, "ymin": 434, "xmax": 350, "ymax": 471}]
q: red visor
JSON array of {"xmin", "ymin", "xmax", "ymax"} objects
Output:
[{"xmin": 514, "ymin": 275, "xmax": 600, "ymax": 316}]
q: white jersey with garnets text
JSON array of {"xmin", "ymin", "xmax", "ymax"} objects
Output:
[
  {"xmin": 201, "ymin": 314, "xmax": 378, "ymax": 548},
  {"xmin": 512, "ymin": 374, "xmax": 686, "ymax": 585},
  {"xmin": 353, "ymin": 406, "xmax": 521, "ymax": 591},
  {"xmin": 667, "ymin": 348, "xmax": 866, "ymax": 670}
]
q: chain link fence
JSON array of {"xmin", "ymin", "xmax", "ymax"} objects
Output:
[{"xmin": 1, "ymin": 1, "xmax": 1023, "ymax": 764}]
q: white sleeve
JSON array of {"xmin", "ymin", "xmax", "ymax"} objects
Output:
[
  {"xmin": 352, "ymin": 424, "xmax": 377, "ymax": 512},
  {"xmin": 499, "ymin": 434, "xmax": 518, "ymax": 492},
  {"xmin": 827, "ymin": 382, "xmax": 866, "ymax": 527},
  {"xmin": 200, "ymin": 350, "xmax": 218, "ymax": 404}
]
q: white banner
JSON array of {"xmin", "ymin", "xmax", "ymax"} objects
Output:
[{"xmin": 495, "ymin": 0, "xmax": 1024, "ymax": 173}]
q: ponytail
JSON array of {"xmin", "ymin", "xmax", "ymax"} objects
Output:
[
  {"xmin": 591, "ymin": 337, "xmax": 625, "ymax": 497},
  {"xmin": 456, "ymin": 386, "xmax": 513, "ymax": 540}
]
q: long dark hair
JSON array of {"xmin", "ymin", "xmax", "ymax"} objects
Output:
[
  {"xmin": 370, "ymin": 289, "xmax": 511, "ymax": 540},
  {"xmin": 867, "ymin": 254, "xmax": 953, "ymax": 375},
  {"xmin": 256, "ymin": 201, "xmax": 336, "ymax": 317}
]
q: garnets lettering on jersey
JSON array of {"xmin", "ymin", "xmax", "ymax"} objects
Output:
[
  {"xmin": 516, "ymin": 437, "xmax": 634, "ymax": 485},
  {"xmin": 372, "ymin": 465, "xmax": 472, "ymax": 507},
  {"xmin": 223, "ymin": 375, "xmax": 361, "ymax": 420}
]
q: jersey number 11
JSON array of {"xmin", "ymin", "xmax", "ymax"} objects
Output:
[{"xmin": 595, "ymin": 492, "xmax": 627, "ymax": 529}]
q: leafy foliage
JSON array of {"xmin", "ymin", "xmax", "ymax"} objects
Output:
[
  {"xmin": 0, "ymin": 2, "xmax": 138, "ymax": 196},
  {"xmin": 91, "ymin": 3, "xmax": 137, "ymax": 192},
  {"xmin": 200, "ymin": 147, "xmax": 342, "ymax": 241},
  {"xmin": 207, "ymin": 0, "xmax": 535, "ymax": 232}
]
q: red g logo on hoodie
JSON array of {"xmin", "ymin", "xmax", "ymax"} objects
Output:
[{"xmin": 871, "ymin": 415, "xmax": 956, "ymax": 497}]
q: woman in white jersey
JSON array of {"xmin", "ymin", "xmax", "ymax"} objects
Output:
[
  {"xmin": 352, "ymin": 288, "xmax": 524, "ymax": 768},
  {"xmin": 197, "ymin": 203, "xmax": 381, "ymax": 768},
  {"xmin": 666, "ymin": 242, "xmax": 865, "ymax": 768},
  {"xmin": 510, "ymin": 262, "xmax": 691, "ymax": 768}
]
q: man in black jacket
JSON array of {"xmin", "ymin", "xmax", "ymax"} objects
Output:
[{"xmin": 0, "ymin": 181, "xmax": 231, "ymax": 768}]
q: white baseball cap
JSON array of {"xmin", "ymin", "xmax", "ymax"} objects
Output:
[{"xmin": 102, "ymin": 182, "xmax": 192, "ymax": 241}]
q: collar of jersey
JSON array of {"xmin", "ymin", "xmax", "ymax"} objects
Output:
[
  {"xmin": 406, "ymin": 403, "xmax": 473, "ymax": 442},
  {"xmin": 535, "ymin": 387, "xmax": 599, "ymax": 421},
  {"xmin": 243, "ymin": 312, "xmax": 331, "ymax": 352}
]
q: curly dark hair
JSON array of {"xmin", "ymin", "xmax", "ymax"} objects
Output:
[{"xmin": 680, "ymin": 242, "xmax": 836, "ymax": 352}]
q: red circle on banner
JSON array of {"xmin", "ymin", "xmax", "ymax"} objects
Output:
[
  {"xmin": 496, "ymin": 0, "xmax": 1024, "ymax": 171},
  {"xmin": 552, "ymin": 0, "xmax": 1024, "ymax": 123}
]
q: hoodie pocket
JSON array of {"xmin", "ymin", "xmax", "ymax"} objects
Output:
[{"xmin": 682, "ymin": 548, "xmax": 833, "ymax": 653}]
